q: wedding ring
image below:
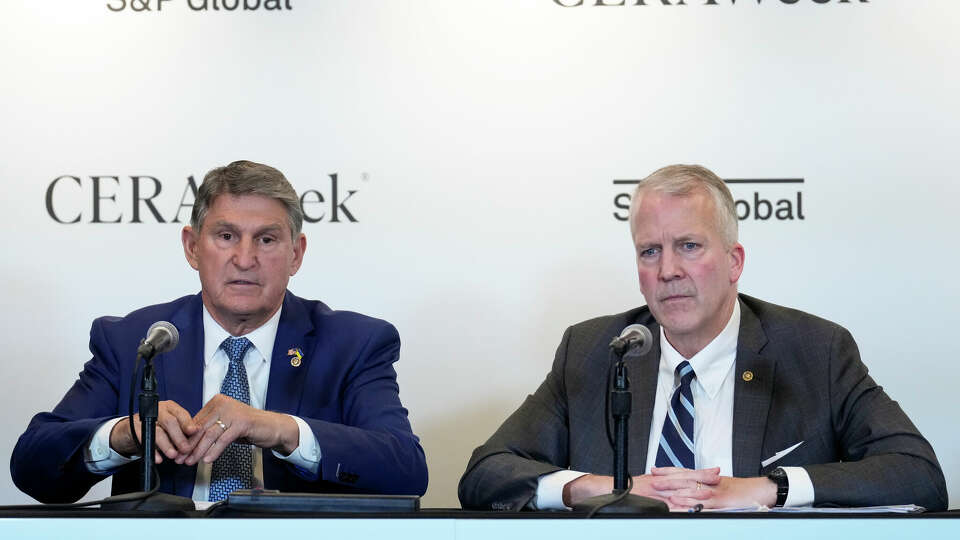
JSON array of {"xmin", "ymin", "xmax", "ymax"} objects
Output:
[
  {"xmin": 215, "ymin": 419, "xmax": 228, "ymax": 431},
  {"xmin": 696, "ymin": 481, "xmax": 702, "ymax": 490}
]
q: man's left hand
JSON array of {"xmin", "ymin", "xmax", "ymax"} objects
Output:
[
  {"xmin": 649, "ymin": 470, "xmax": 777, "ymax": 510},
  {"xmin": 183, "ymin": 394, "xmax": 300, "ymax": 465}
]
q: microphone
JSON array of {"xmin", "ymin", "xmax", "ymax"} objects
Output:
[
  {"xmin": 609, "ymin": 324, "xmax": 653, "ymax": 356},
  {"xmin": 574, "ymin": 321, "xmax": 669, "ymax": 515},
  {"xmin": 137, "ymin": 321, "xmax": 179, "ymax": 359}
]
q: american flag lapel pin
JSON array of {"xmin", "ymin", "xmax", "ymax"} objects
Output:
[{"xmin": 287, "ymin": 348, "xmax": 303, "ymax": 367}]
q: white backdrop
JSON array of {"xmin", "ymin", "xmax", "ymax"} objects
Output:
[{"xmin": 1, "ymin": 0, "xmax": 958, "ymax": 509}]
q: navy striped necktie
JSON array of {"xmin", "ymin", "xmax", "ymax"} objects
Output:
[
  {"xmin": 208, "ymin": 336, "xmax": 254, "ymax": 502},
  {"xmin": 654, "ymin": 360, "xmax": 696, "ymax": 469}
]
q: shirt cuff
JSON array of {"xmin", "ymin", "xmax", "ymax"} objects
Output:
[
  {"xmin": 781, "ymin": 466, "xmax": 815, "ymax": 507},
  {"xmin": 84, "ymin": 417, "xmax": 140, "ymax": 473},
  {"xmin": 271, "ymin": 415, "xmax": 321, "ymax": 475},
  {"xmin": 534, "ymin": 470, "xmax": 588, "ymax": 510}
]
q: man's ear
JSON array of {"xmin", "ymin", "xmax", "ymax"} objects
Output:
[
  {"xmin": 729, "ymin": 242, "xmax": 745, "ymax": 284},
  {"xmin": 182, "ymin": 226, "xmax": 200, "ymax": 271},
  {"xmin": 289, "ymin": 233, "xmax": 306, "ymax": 276}
]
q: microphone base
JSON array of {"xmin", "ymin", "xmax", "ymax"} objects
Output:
[
  {"xmin": 100, "ymin": 492, "xmax": 195, "ymax": 513},
  {"xmin": 573, "ymin": 492, "xmax": 669, "ymax": 515}
]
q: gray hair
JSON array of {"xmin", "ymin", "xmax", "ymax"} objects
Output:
[
  {"xmin": 191, "ymin": 160, "xmax": 303, "ymax": 240},
  {"xmin": 628, "ymin": 164, "xmax": 738, "ymax": 247}
]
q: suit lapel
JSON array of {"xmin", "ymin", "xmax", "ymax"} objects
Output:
[
  {"xmin": 731, "ymin": 298, "xmax": 776, "ymax": 478},
  {"xmin": 261, "ymin": 293, "xmax": 314, "ymax": 488},
  {"xmin": 624, "ymin": 323, "xmax": 661, "ymax": 474},
  {"xmin": 161, "ymin": 294, "xmax": 205, "ymax": 415},
  {"xmin": 156, "ymin": 293, "xmax": 204, "ymax": 498},
  {"xmin": 264, "ymin": 292, "xmax": 314, "ymax": 414}
]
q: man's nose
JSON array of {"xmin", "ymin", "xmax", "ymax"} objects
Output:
[
  {"xmin": 232, "ymin": 239, "xmax": 257, "ymax": 269},
  {"xmin": 658, "ymin": 249, "xmax": 683, "ymax": 281}
]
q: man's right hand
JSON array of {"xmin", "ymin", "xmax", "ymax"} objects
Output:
[
  {"xmin": 109, "ymin": 400, "xmax": 201, "ymax": 464},
  {"xmin": 562, "ymin": 467, "xmax": 722, "ymax": 510}
]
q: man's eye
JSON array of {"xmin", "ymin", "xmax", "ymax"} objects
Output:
[
  {"xmin": 681, "ymin": 242, "xmax": 699, "ymax": 251},
  {"xmin": 640, "ymin": 247, "xmax": 659, "ymax": 258},
  {"xmin": 260, "ymin": 237, "xmax": 275, "ymax": 245},
  {"xmin": 219, "ymin": 233, "xmax": 232, "ymax": 241}
]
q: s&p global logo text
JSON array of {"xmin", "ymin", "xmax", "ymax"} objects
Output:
[
  {"xmin": 45, "ymin": 172, "xmax": 360, "ymax": 224},
  {"xmin": 612, "ymin": 178, "xmax": 806, "ymax": 222},
  {"xmin": 106, "ymin": 0, "xmax": 293, "ymax": 13}
]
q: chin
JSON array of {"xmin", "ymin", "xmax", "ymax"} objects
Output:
[
  {"xmin": 220, "ymin": 301, "xmax": 266, "ymax": 317},
  {"xmin": 653, "ymin": 302, "xmax": 694, "ymax": 320},
  {"xmin": 657, "ymin": 313, "xmax": 700, "ymax": 334}
]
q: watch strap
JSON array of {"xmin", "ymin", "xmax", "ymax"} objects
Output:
[{"xmin": 767, "ymin": 467, "xmax": 789, "ymax": 507}]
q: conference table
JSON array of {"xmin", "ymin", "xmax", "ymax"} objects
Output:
[{"xmin": 2, "ymin": 508, "xmax": 959, "ymax": 540}]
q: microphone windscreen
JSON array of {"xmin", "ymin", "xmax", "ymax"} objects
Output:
[
  {"xmin": 618, "ymin": 324, "xmax": 653, "ymax": 356},
  {"xmin": 147, "ymin": 320, "xmax": 180, "ymax": 353}
]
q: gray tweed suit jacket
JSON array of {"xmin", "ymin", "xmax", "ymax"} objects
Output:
[{"xmin": 458, "ymin": 294, "xmax": 947, "ymax": 511}]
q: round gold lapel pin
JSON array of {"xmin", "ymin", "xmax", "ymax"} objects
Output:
[{"xmin": 287, "ymin": 348, "xmax": 304, "ymax": 367}]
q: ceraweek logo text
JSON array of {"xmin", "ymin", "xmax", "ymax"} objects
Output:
[
  {"xmin": 107, "ymin": 0, "xmax": 292, "ymax": 13},
  {"xmin": 44, "ymin": 173, "xmax": 360, "ymax": 224},
  {"xmin": 612, "ymin": 178, "xmax": 805, "ymax": 222}
]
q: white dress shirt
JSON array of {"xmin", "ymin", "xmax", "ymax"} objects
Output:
[
  {"xmin": 535, "ymin": 300, "xmax": 814, "ymax": 509},
  {"xmin": 85, "ymin": 304, "xmax": 321, "ymax": 506}
]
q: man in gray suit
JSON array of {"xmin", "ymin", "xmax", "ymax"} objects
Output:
[{"xmin": 458, "ymin": 164, "xmax": 946, "ymax": 512}]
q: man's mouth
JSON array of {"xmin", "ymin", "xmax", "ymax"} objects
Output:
[{"xmin": 227, "ymin": 279, "xmax": 259, "ymax": 286}]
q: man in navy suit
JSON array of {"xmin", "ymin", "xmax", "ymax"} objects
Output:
[{"xmin": 11, "ymin": 160, "xmax": 428, "ymax": 503}]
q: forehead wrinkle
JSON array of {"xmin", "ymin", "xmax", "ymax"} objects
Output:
[{"xmin": 208, "ymin": 219, "xmax": 236, "ymax": 229}]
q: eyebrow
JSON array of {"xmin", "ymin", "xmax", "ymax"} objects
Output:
[
  {"xmin": 253, "ymin": 224, "xmax": 284, "ymax": 235},
  {"xmin": 634, "ymin": 234, "xmax": 702, "ymax": 248},
  {"xmin": 209, "ymin": 221, "xmax": 285, "ymax": 235}
]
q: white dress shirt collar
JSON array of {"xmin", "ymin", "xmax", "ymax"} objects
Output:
[
  {"xmin": 658, "ymin": 299, "xmax": 741, "ymax": 400},
  {"xmin": 201, "ymin": 305, "xmax": 282, "ymax": 367}
]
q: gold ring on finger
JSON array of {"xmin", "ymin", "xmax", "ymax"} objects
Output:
[
  {"xmin": 215, "ymin": 419, "xmax": 228, "ymax": 431},
  {"xmin": 696, "ymin": 481, "xmax": 702, "ymax": 490}
]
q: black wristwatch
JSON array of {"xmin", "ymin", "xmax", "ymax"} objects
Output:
[{"xmin": 766, "ymin": 467, "xmax": 789, "ymax": 507}]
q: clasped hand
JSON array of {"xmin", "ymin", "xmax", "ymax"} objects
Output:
[
  {"xmin": 565, "ymin": 466, "xmax": 777, "ymax": 510},
  {"xmin": 109, "ymin": 396, "xmax": 299, "ymax": 465}
]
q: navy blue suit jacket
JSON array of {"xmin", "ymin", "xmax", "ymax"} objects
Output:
[{"xmin": 11, "ymin": 291, "xmax": 428, "ymax": 503}]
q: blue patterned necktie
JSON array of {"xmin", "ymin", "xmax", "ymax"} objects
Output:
[
  {"xmin": 654, "ymin": 360, "xmax": 697, "ymax": 469},
  {"xmin": 208, "ymin": 336, "xmax": 254, "ymax": 502}
]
